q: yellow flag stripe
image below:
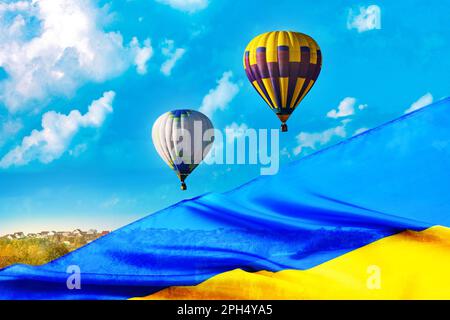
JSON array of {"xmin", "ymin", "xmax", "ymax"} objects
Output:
[{"xmin": 134, "ymin": 226, "xmax": 450, "ymax": 300}]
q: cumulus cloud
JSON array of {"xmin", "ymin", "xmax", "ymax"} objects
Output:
[
  {"xmin": 327, "ymin": 97, "xmax": 356, "ymax": 118},
  {"xmin": 0, "ymin": 1, "xmax": 30, "ymax": 11},
  {"xmin": 293, "ymin": 120, "xmax": 350, "ymax": 156},
  {"xmin": 0, "ymin": 0, "xmax": 151, "ymax": 111},
  {"xmin": 404, "ymin": 93, "xmax": 433, "ymax": 114},
  {"xmin": 0, "ymin": 91, "xmax": 115, "ymax": 168},
  {"xmin": 130, "ymin": 37, "xmax": 153, "ymax": 75},
  {"xmin": 156, "ymin": 0, "xmax": 208, "ymax": 13},
  {"xmin": 225, "ymin": 122, "xmax": 248, "ymax": 140},
  {"xmin": 295, "ymin": 94, "xmax": 374, "ymax": 156},
  {"xmin": 347, "ymin": 5, "xmax": 381, "ymax": 32},
  {"xmin": 327, "ymin": 97, "xmax": 368, "ymax": 118},
  {"xmin": 199, "ymin": 71, "xmax": 239, "ymax": 118},
  {"xmin": 160, "ymin": 39, "xmax": 186, "ymax": 76}
]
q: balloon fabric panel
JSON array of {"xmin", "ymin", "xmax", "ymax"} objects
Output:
[
  {"xmin": 152, "ymin": 110, "xmax": 214, "ymax": 183},
  {"xmin": 243, "ymin": 31, "xmax": 322, "ymax": 124}
]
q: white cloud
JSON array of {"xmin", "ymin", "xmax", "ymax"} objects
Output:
[
  {"xmin": 160, "ymin": 39, "xmax": 186, "ymax": 76},
  {"xmin": 293, "ymin": 120, "xmax": 349, "ymax": 156},
  {"xmin": 354, "ymin": 127, "xmax": 369, "ymax": 135},
  {"xmin": 347, "ymin": 5, "xmax": 381, "ymax": 32},
  {"xmin": 68, "ymin": 143, "xmax": 88, "ymax": 157},
  {"xmin": 199, "ymin": 71, "xmax": 239, "ymax": 118},
  {"xmin": 0, "ymin": 1, "xmax": 31, "ymax": 13},
  {"xmin": 156, "ymin": 0, "xmax": 208, "ymax": 13},
  {"xmin": 0, "ymin": 91, "xmax": 115, "ymax": 168},
  {"xmin": 280, "ymin": 147, "xmax": 292, "ymax": 159},
  {"xmin": 0, "ymin": 0, "xmax": 151, "ymax": 111},
  {"xmin": 327, "ymin": 97, "xmax": 356, "ymax": 118},
  {"xmin": 358, "ymin": 104, "xmax": 368, "ymax": 110},
  {"xmin": 0, "ymin": 118, "xmax": 23, "ymax": 146},
  {"xmin": 404, "ymin": 93, "xmax": 433, "ymax": 114},
  {"xmin": 130, "ymin": 37, "xmax": 153, "ymax": 75},
  {"xmin": 225, "ymin": 122, "xmax": 248, "ymax": 140},
  {"xmin": 327, "ymin": 97, "xmax": 368, "ymax": 118}
]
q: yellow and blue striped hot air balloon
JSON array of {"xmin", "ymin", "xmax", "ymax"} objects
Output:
[
  {"xmin": 243, "ymin": 31, "xmax": 322, "ymax": 132},
  {"xmin": 152, "ymin": 110, "xmax": 214, "ymax": 190}
]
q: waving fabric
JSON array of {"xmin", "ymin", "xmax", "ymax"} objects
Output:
[{"xmin": 1, "ymin": 98, "xmax": 450, "ymax": 300}]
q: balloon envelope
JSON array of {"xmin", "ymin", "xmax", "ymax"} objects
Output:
[
  {"xmin": 152, "ymin": 110, "xmax": 214, "ymax": 189},
  {"xmin": 243, "ymin": 31, "xmax": 322, "ymax": 131}
]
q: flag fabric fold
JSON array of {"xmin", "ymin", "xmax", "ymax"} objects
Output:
[{"xmin": 1, "ymin": 98, "xmax": 450, "ymax": 300}]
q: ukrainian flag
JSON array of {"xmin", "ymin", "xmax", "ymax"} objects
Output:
[{"xmin": 1, "ymin": 98, "xmax": 450, "ymax": 300}]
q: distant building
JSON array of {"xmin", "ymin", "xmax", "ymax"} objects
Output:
[
  {"xmin": 72, "ymin": 229, "xmax": 83, "ymax": 237},
  {"xmin": 13, "ymin": 232, "xmax": 25, "ymax": 239},
  {"xmin": 86, "ymin": 229, "xmax": 97, "ymax": 235},
  {"xmin": 38, "ymin": 231, "xmax": 49, "ymax": 238},
  {"xmin": 57, "ymin": 231, "xmax": 72, "ymax": 237},
  {"xmin": 1, "ymin": 229, "xmax": 106, "ymax": 241}
]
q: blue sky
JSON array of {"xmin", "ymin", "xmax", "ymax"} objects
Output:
[{"xmin": 0, "ymin": 0, "xmax": 449, "ymax": 234}]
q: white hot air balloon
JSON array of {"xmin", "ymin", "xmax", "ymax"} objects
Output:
[{"xmin": 152, "ymin": 110, "xmax": 214, "ymax": 190}]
